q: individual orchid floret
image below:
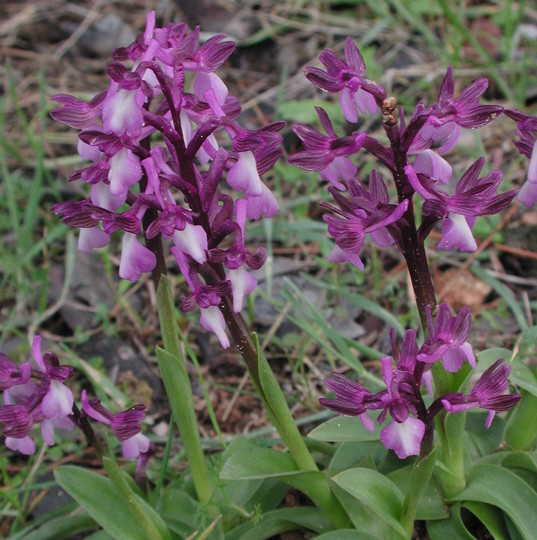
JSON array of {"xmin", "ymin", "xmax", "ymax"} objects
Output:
[
  {"xmin": 289, "ymin": 108, "xmax": 365, "ymax": 190},
  {"xmin": 417, "ymin": 304, "xmax": 475, "ymax": 372},
  {"xmin": 319, "ymin": 372, "xmax": 376, "ymax": 431},
  {"xmin": 427, "ymin": 66, "xmax": 503, "ymax": 140},
  {"xmin": 304, "ymin": 37, "xmax": 385, "ymax": 122},
  {"xmin": 81, "ymin": 390, "xmax": 150, "ymax": 459},
  {"xmin": 406, "ymin": 159, "xmax": 516, "ymax": 251},
  {"xmin": 505, "ymin": 110, "xmax": 537, "ymax": 206},
  {"xmin": 441, "ymin": 359, "xmax": 520, "ymax": 428},
  {"xmin": 0, "ymin": 353, "xmax": 32, "ymax": 391},
  {"xmin": 0, "ymin": 404, "xmax": 35, "ymax": 455},
  {"xmin": 32, "ymin": 336, "xmax": 74, "ymax": 421},
  {"xmin": 320, "ymin": 175, "xmax": 409, "ymax": 270}
]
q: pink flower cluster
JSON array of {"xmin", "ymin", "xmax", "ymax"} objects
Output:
[
  {"xmin": 0, "ymin": 337, "xmax": 149, "ymax": 461},
  {"xmin": 290, "ymin": 38, "xmax": 519, "ymax": 266},
  {"xmin": 51, "ymin": 12, "xmax": 281, "ymax": 347},
  {"xmin": 321, "ymin": 304, "xmax": 519, "ymax": 459}
]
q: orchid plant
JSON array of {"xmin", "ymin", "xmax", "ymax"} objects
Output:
[{"xmin": 2, "ymin": 12, "xmax": 537, "ymax": 540}]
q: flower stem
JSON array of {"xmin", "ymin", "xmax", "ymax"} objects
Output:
[
  {"xmin": 156, "ymin": 276, "xmax": 214, "ymax": 506},
  {"xmin": 219, "ymin": 296, "xmax": 350, "ymax": 528}
]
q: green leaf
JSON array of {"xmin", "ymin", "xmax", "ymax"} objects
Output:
[
  {"xmin": 389, "ymin": 450, "xmax": 448, "ymax": 522},
  {"xmin": 329, "ymin": 441, "xmax": 387, "ymax": 471},
  {"xmin": 331, "ymin": 484, "xmax": 393, "ymax": 539},
  {"xmin": 158, "ymin": 487, "xmax": 202, "ymax": 537},
  {"xmin": 400, "ymin": 448, "xmax": 439, "ymax": 529},
  {"xmin": 427, "ymin": 503, "xmax": 475, "ymax": 540},
  {"xmin": 509, "ymin": 359, "xmax": 537, "ymax": 397},
  {"xmin": 450, "ymin": 464, "xmax": 537, "ymax": 539},
  {"xmin": 225, "ymin": 507, "xmax": 333, "ymax": 540},
  {"xmin": 464, "ymin": 412, "xmax": 506, "ymax": 459},
  {"xmin": 220, "ymin": 445, "xmax": 300, "ymax": 480},
  {"xmin": 101, "ymin": 457, "xmax": 170, "ymax": 540},
  {"xmin": 315, "ymin": 531, "xmax": 378, "ymax": 540},
  {"xmin": 55, "ymin": 466, "xmax": 170, "ymax": 540},
  {"xmin": 16, "ymin": 514, "xmax": 98, "ymax": 540},
  {"xmin": 156, "ymin": 345, "xmax": 213, "ymax": 505},
  {"xmin": 331, "ymin": 468, "xmax": 407, "ymax": 537},
  {"xmin": 462, "ymin": 501, "xmax": 510, "ymax": 540},
  {"xmin": 308, "ymin": 414, "xmax": 381, "ymax": 442}
]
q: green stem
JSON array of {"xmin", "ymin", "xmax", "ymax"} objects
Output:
[
  {"xmin": 216, "ymin": 295, "xmax": 348, "ymax": 526},
  {"xmin": 156, "ymin": 276, "xmax": 213, "ymax": 506},
  {"xmin": 505, "ymin": 390, "xmax": 537, "ymax": 450},
  {"xmin": 400, "ymin": 447, "xmax": 438, "ymax": 537}
]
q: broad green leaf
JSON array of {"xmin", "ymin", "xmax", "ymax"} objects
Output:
[
  {"xmin": 329, "ymin": 441, "xmax": 387, "ymax": 471},
  {"xmin": 450, "ymin": 464, "xmax": 537, "ymax": 539},
  {"xmin": 463, "ymin": 501, "xmax": 510, "ymax": 540},
  {"xmin": 220, "ymin": 445, "xmax": 300, "ymax": 480},
  {"xmin": 501, "ymin": 451, "xmax": 537, "ymax": 473},
  {"xmin": 158, "ymin": 487, "xmax": 202, "ymax": 537},
  {"xmin": 225, "ymin": 507, "xmax": 333, "ymax": 540},
  {"xmin": 331, "ymin": 468, "xmax": 406, "ymax": 537},
  {"xmin": 55, "ymin": 466, "xmax": 170, "ymax": 540},
  {"xmin": 509, "ymin": 359, "xmax": 537, "ymax": 397},
  {"xmin": 427, "ymin": 503, "xmax": 475, "ymax": 539},
  {"xmin": 315, "ymin": 531, "xmax": 378, "ymax": 540},
  {"xmin": 464, "ymin": 412, "xmax": 505, "ymax": 459},
  {"xmin": 400, "ymin": 448, "xmax": 439, "ymax": 528},
  {"xmin": 476, "ymin": 348, "xmax": 512, "ymax": 370},
  {"xmin": 16, "ymin": 514, "xmax": 97, "ymax": 540},
  {"xmin": 102, "ymin": 457, "xmax": 169, "ymax": 540},
  {"xmin": 332, "ymin": 484, "xmax": 393, "ymax": 539},
  {"xmin": 308, "ymin": 414, "xmax": 381, "ymax": 442},
  {"xmin": 389, "ymin": 449, "xmax": 448, "ymax": 522}
]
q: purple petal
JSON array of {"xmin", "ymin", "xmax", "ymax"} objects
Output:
[
  {"xmin": 227, "ymin": 151, "xmax": 263, "ymax": 196},
  {"xmin": 200, "ymin": 306, "xmax": 230, "ymax": 349},
  {"xmin": 122, "ymin": 432, "xmax": 151, "ymax": 459},
  {"xmin": 173, "ymin": 223, "xmax": 208, "ymax": 264},
  {"xmin": 6, "ymin": 435, "xmax": 35, "ymax": 455},
  {"xmin": 438, "ymin": 213, "xmax": 477, "ymax": 252},
  {"xmin": 380, "ymin": 417, "xmax": 425, "ymax": 459},
  {"xmin": 41, "ymin": 381, "xmax": 74, "ymax": 419},
  {"xmin": 119, "ymin": 233, "xmax": 157, "ymax": 282},
  {"xmin": 228, "ymin": 266, "xmax": 257, "ymax": 313},
  {"xmin": 413, "ymin": 150, "xmax": 452, "ymax": 184},
  {"xmin": 108, "ymin": 148, "xmax": 143, "ymax": 197}
]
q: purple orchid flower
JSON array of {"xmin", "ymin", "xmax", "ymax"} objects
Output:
[
  {"xmin": 320, "ymin": 174, "xmax": 409, "ymax": 270},
  {"xmin": 423, "ymin": 66, "xmax": 503, "ymax": 150},
  {"xmin": 406, "ymin": 159, "xmax": 516, "ymax": 251},
  {"xmin": 505, "ymin": 110, "xmax": 537, "ymax": 206},
  {"xmin": 442, "ymin": 359, "xmax": 521, "ymax": 428},
  {"xmin": 304, "ymin": 37, "xmax": 385, "ymax": 122},
  {"xmin": 289, "ymin": 108, "xmax": 365, "ymax": 190},
  {"xmin": 81, "ymin": 390, "xmax": 150, "ymax": 460},
  {"xmin": 50, "ymin": 11, "xmax": 282, "ymax": 345},
  {"xmin": 417, "ymin": 303, "xmax": 475, "ymax": 372}
]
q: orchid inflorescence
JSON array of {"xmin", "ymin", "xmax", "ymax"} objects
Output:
[
  {"xmin": 320, "ymin": 304, "xmax": 520, "ymax": 459},
  {"xmin": 50, "ymin": 11, "xmax": 282, "ymax": 348},
  {"xmin": 289, "ymin": 38, "xmax": 527, "ymax": 459},
  {"xmin": 0, "ymin": 337, "xmax": 149, "ymax": 463}
]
